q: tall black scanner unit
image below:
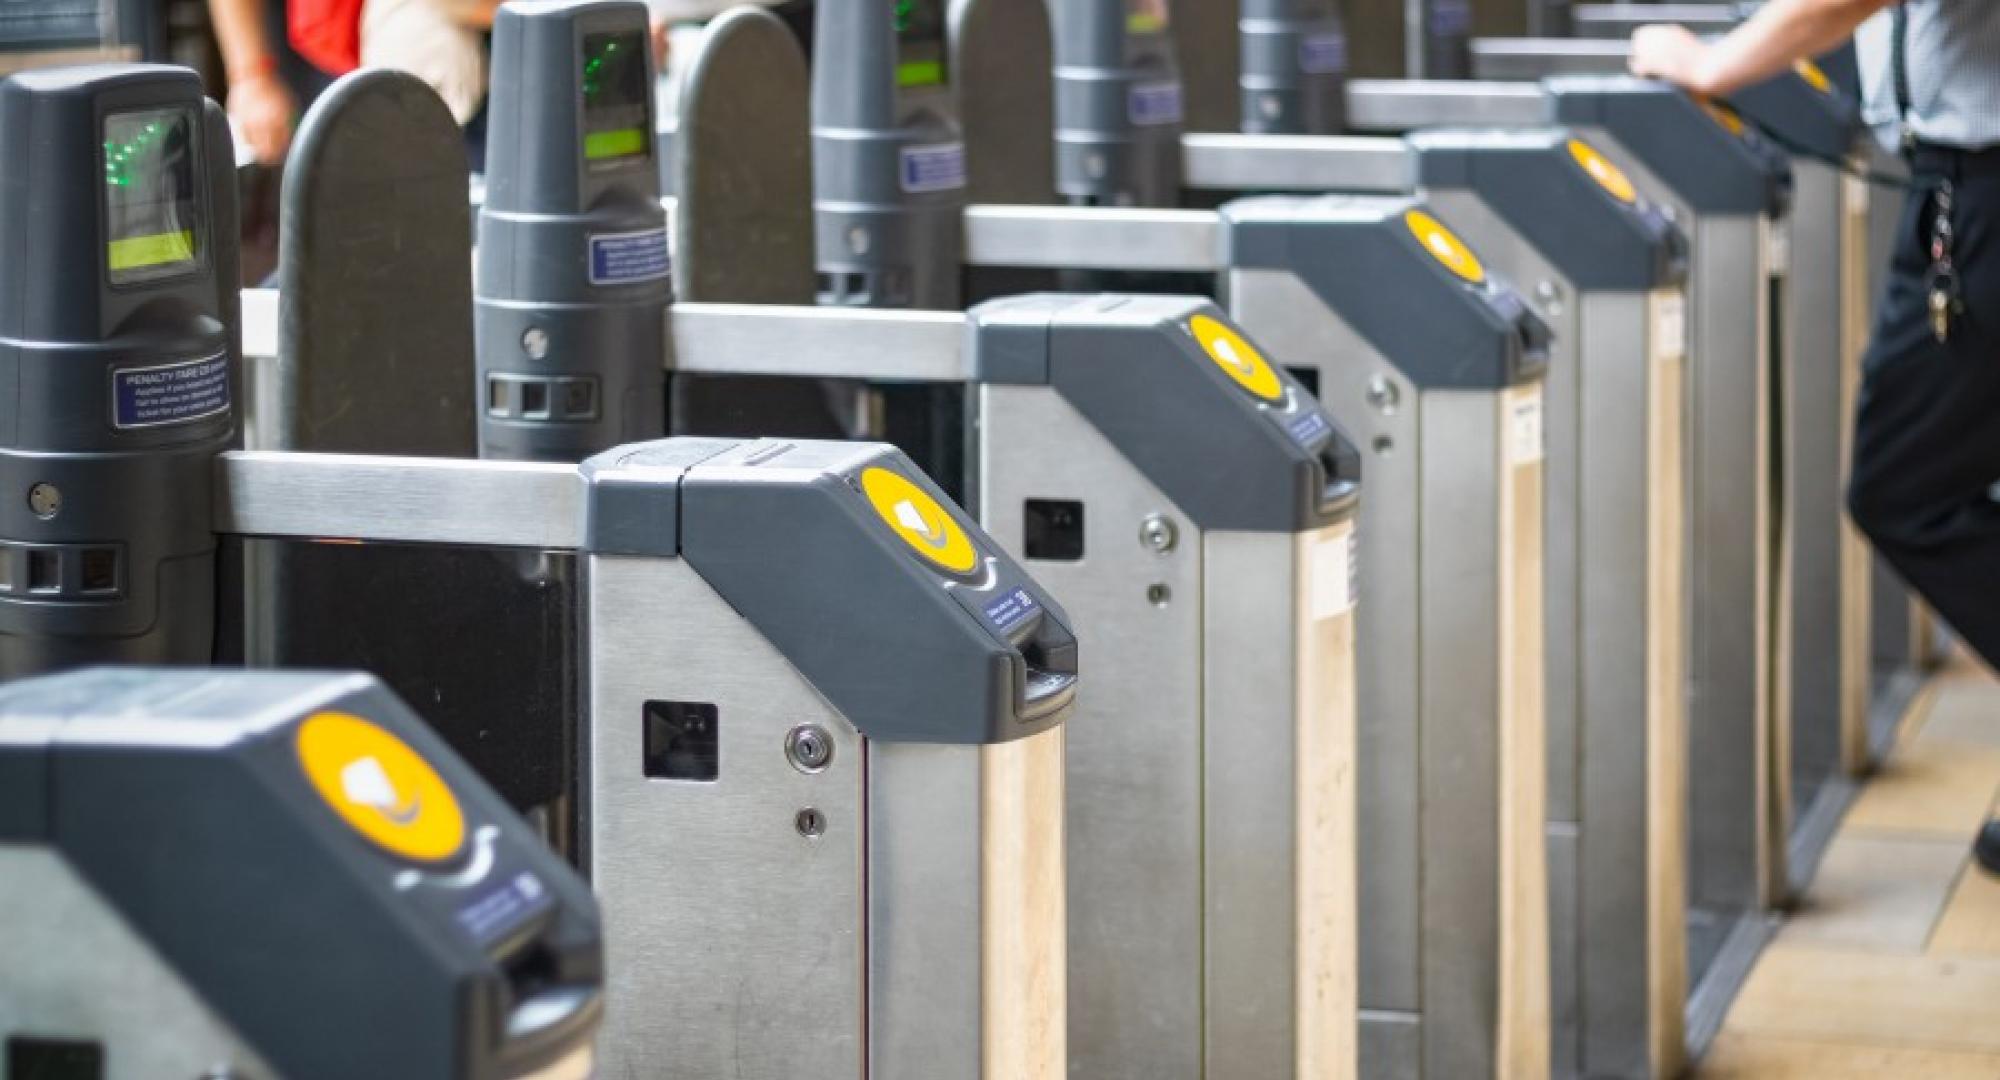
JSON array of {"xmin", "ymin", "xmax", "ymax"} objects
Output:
[
  {"xmin": 477, "ymin": 0, "xmax": 670, "ymax": 462},
  {"xmin": 0, "ymin": 62, "xmax": 236, "ymax": 675}
]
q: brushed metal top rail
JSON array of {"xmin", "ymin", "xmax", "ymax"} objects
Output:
[
  {"xmin": 1346, "ymin": 79, "xmax": 1550, "ymax": 132},
  {"xmin": 218, "ymin": 451, "xmax": 584, "ymax": 549},
  {"xmin": 1181, "ymin": 133, "xmax": 1414, "ymax": 195},
  {"xmin": 962, "ymin": 204, "xmax": 1223, "ymax": 272},
  {"xmin": 670, "ymin": 302, "xmax": 969, "ymax": 381}
]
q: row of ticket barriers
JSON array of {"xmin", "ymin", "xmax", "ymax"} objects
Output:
[{"xmin": 0, "ymin": 1, "xmax": 1945, "ymax": 1078}]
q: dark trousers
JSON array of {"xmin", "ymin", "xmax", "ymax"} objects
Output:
[{"xmin": 1848, "ymin": 145, "xmax": 2000, "ymax": 672}]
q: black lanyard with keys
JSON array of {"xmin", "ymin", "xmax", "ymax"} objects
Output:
[
  {"xmin": 1927, "ymin": 179, "xmax": 1963, "ymax": 344},
  {"xmin": 1894, "ymin": 2, "xmax": 1963, "ymax": 344}
]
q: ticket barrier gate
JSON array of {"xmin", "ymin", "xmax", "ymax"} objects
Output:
[
  {"xmin": 1180, "ymin": 129, "xmax": 1692, "ymax": 1078},
  {"xmin": 0, "ymin": 668, "xmax": 605, "ymax": 1080},
  {"xmin": 1153, "ymin": 24, "xmax": 1697, "ymax": 1068},
  {"xmin": 1468, "ymin": 26, "xmax": 1943, "ymax": 745},
  {"xmin": 1156, "ymin": 54, "xmax": 1698, "ymax": 1079},
  {"xmin": 777, "ymin": 2, "xmax": 1552, "ymax": 1074},
  {"xmin": 906, "ymin": 3, "xmax": 1555, "ymax": 1074},
  {"xmin": 474, "ymin": 6, "xmax": 1376, "ymax": 1072},
  {"xmin": 670, "ymin": 8, "xmax": 1371, "ymax": 1075},
  {"xmin": 1453, "ymin": 42, "xmax": 1879, "ymax": 892},
  {"xmin": 1349, "ymin": 74, "xmax": 1791, "ymax": 1044},
  {"xmin": 3, "ymin": 61, "xmax": 1086, "ymax": 1080},
  {"xmin": 666, "ymin": 292, "xmax": 1365, "ymax": 1078}
]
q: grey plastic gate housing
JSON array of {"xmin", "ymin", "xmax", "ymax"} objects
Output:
[{"xmin": 0, "ymin": 667, "xmax": 605, "ymax": 1080}]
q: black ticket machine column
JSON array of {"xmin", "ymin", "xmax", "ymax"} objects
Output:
[{"xmin": 0, "ymin": 63, "xmax": 237, "ymax": 675}]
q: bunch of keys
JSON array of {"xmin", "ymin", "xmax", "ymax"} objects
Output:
[{"xmin": 1928, "ymin": 179, "xmax": 1964, "ymax": 344}]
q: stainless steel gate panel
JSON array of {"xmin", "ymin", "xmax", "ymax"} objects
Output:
[
  {"xmin": 1550, "ymin": 128, "xmax": 1778, "ymax": 931},
  {"xmin": 1574, "ymin": 289, "xmax": 1690, "ymax": 1080},
  {"xmin": 1228, "ymin": 265, "xmax": 1549, "ymax": 1079},
  {"xmin": 1231, "ymin": 268, "xmax": 1424, "ymax": 1025},
  {"xmin": 977, "ymin": 384, "xmax": 1207, "ymax": 1080},
  {"xmin": 1204, "ymin": 526, "xmax": 1358, "ymax": 1079},
  {"xmin": 588, "ymin": 555, "xmax": 872, "ymax": 1078},
  {"xmin": 1780, "ymin": 159, "xmax": 1863, "ymax": 892}
]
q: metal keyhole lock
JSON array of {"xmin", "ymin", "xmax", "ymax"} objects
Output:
[
  {"xmin": 795, "ymin": 808, "xmax": 826, "ymax": 838},
  {"xmin": 785, "ymin": 724, "xmax": 834, "ymax": 773}
]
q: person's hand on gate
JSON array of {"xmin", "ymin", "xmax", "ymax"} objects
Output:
[
  {"xmin": 227, "ymin": 68, "xmax": 298, "ymax": 164},
  {"xmin": 1629, "ymin": 24, "xmax": 1720, "ymax": 95}
]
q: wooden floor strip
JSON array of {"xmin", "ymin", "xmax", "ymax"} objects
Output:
[
  {"xmin": 1930, "ymin": 861, "xmax": 2000, "ymax": 957},
  {"xmin": 1700, "ymin": 1031, "xmax": 2000, "ymax": 1078},
  {"xmin": 1698, "ymin": 656, "xmax": 2000, "ymax": 1075},
  {"xmin": 1841, "ymin": 739, "xmax": 2000, "ymax": 837},
  {"xmin": 1723, "ymin": 945, "xmax": 2000, "ymax": 1053}
]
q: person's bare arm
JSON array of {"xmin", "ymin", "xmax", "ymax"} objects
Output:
[
  {"xmin": 431, "ymin": 0, "xmax": 505, "ymax": 30},
  {"xmin": 206, "ymin": 0, "xmax": 298, "ymax": 162},
  {"xmin": 1630, "ymin": 0, "xmax": 1895, "ymax": 97}
]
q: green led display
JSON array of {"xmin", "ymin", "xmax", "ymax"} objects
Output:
[
  {"xmin": 103, "ymin": 118, "xmax": 168, "ymax": 188},
  {"xmin": 103, "ymin": 107, "xmax": 201, "ymax": 283},
  {"xmin": 894, "ymin": 0, "xmax": 947, "ymax": 87},
  {"xmin": 581, "ymin": 30, "xmax": 650, "ymax": 167}
]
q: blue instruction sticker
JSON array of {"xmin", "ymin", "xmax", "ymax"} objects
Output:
[
  {"xmin": 982, "ymin": 586, "xmax": 1040, "ymax": 634},
  {"xmin": 1129, "ymin": 81, "xmax": 1185, "ymax": 127},
  {"xmin": 110, "ymin": 353, "xmax": 230, "ymax": 430},
  {"xmin": 456, "ymin": 870, "xmax": 554, "ymax": 945},
  {"xmin": 1299, "ymin": 33, "xmax": 1349, "ymax": 74},
  {"xmin": 1287, "ymin": 410, "xmax": 1333, "ymax": 448},
  {"xmin": 900, "ymin": 142, "xmax": 968, "ymax": 194},
  {"xmin": 588, "ymin": 227, "xmax": 672, "ymax": 286}
]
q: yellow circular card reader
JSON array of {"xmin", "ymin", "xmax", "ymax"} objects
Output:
[
  {"xmin": 1404, "ymin": 209, "xmax": 1487, "ymax": 285},
  {"xmin": 861, "ymin": 466, "xmax": 981, "ymax": 575},
  {"xmin": 297, "ymin": 711, "xmax": 467, "ymax": 863},
  {"xmin": 1703, "ymin": 101, "xmax": 1747, "ymax": 137},
  {"xmin": 1795, "ymin": 59, "xmax": 1832, "ymax": 94},
  {"xmin": 1190, "ymin": 314, "xmax": 1285, "ymax": 402},
  {"xmin": 1568, "ymin": 138, "xmax": 1638, "ymax": 205}
]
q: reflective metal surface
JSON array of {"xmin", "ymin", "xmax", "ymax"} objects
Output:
[
  {"xmin": 0, "ymin": 849, "xmax": 277, "ymax": 1077},
  {"xmin": 1468, "ymin": 37, "xmax": 1630, "ymax": 80},
  {"xmin": 587, "ymin": 554, "xmax": 870, "ymax": 1079},
  {"xmin": 216, "ymin": 451, "xmax": 582, "ymax": 548},
  {"xmin": 977, "ymin": 384, "xmax": 1206, "ymax": 1079},
  {"xmin": 1345, "ymin": 80, "xmax": 1548, "ymax": 131},
  {"xmin": 1228, "ymin": 266, "xmax": 1545, "ymax": 1079},
  {"xmin": 669, "ymin": 303, "xmax": 969, "ymax": 381},
  {"xmin": 1180, "ymin": 134, "xmax": 1414, "ymax": 195},
  {"xmin": 961, "ymin": 205, "xmax": 1223, "ymax": 272}
]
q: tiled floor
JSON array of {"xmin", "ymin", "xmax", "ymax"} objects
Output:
[{"xmin": 1697, "ymin": 656, "xmax": 2000, "ymax": 1077}]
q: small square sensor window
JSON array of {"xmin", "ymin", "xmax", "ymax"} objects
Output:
[
  {"xmin": 521, "ymin": 380, "xmax": 551, "ymax": 419},
  {"xmin": 8, "ymin": 1036, "xmax": 104, "ymax": 1080},
  {"xmin": 643, "ymin": 701, "xmax": 719, "ymax": 781},
  {"xmin": 79, "ymin": 549, "xmax": 118, "ymax": 595},
  {"xmin": 26, "ymin": 550, "xmax": 59, "ymax": 593},
  {"xmin": 1024, "ymin": 500, "xmax": 1085, "ymax": 561}
]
